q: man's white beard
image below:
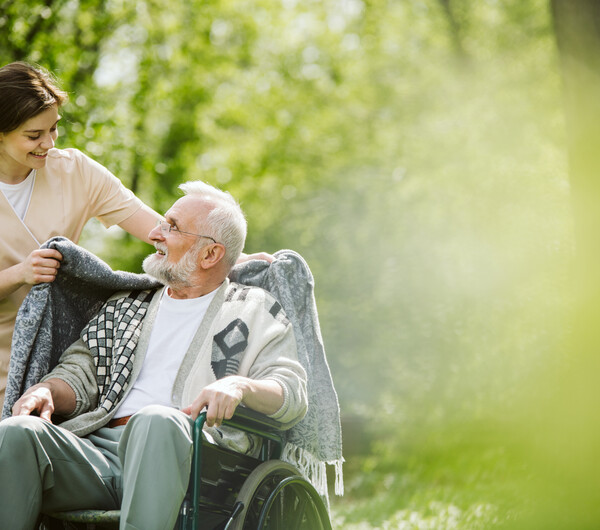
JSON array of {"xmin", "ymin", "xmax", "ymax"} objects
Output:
[{"xmin": 142, "ymin": 245, "xmax": 201, "ymax": 288}]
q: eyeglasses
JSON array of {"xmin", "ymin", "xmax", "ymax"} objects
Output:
[{"xmin": 156, "ymin": 221, "xmax": 218, "ymax": 243}]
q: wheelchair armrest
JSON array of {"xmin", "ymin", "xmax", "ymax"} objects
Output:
[
  {"xmin": 222, "ymin": 406, "xmax": 285, "ymax": 434},
  {"xmin": 193, "ymin": 406, "xmax": 284, "ymax": 461},
  {"xmin": 193, "ymin": 407, "xmax": 285, "ymax": 462}
]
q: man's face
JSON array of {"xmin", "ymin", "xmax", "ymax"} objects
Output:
[{"xmin": 143, "ymin": 196, "xmax": 211, "ymax": 286}]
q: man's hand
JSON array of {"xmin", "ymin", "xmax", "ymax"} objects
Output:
[
  {"xmin": 12, "ymin": 384, "xmax": 55, "ymax": 421},
  {"xmin": 181, "ymin": 376, "xmax": 284, "ymax": 427},
  {"xmin": 11, "ymin": 379, "xmax": 76, "ymax": 420},
  {"xmin": 181, "ymin": 376, "xmax": 247, "ymax": 427}
]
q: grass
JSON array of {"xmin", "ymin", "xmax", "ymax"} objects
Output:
[{"xmin": 329, "ymin": 426, "xmax": 525, "ymax": 530}]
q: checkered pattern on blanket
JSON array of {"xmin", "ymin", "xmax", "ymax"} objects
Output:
[{"xmin": 81, "ymin": 289, "xmax": 156, "ymax": 412}]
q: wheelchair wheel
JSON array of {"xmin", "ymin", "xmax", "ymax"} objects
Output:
[{"xmin": 229, "ymin": 460, "xmax": 331, "ymax": 530}]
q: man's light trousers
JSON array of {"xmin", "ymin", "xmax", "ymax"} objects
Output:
[{"xmin": 0, "ymin": 405, "xmax": 194, "ymax": 530}]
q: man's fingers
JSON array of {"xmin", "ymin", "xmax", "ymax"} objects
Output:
[
  {"xmin": 181, "ymin": 397, "xmax": 208, "ymax": 421},
  {"xmin": 39, "ymin": 407, "xmax": 53, "ymax": 422},
  {"xmin": 13, "ymin": 401, "xmax": 34, "ymax": 417},
  {"xmin": 12, "ymin": 403, "xmax": 26, "ymax": 416},
  {"xmin": 185, "ymin": 381, "xmax": 243, "ymax": 426},
  {"xmin": 205, "ymin": 397, "xmax": 231, "ymax": 427},
  {"xmin": 205, "ymin": 401, "xmax": 221, "ymax": 427},
  {"xmin": 206, "ymin": 399, "xmax": 239, "ymax": 427},
  {"xmin": 224, "ymin": 401, "xmax": 237, "ymax": 421},
  {"xmin": 11, "ymin": 386, "xmax": 55, "ymax": 419}
]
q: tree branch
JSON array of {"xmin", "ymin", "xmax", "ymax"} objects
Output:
[{"xmin": 437, "ymin": 0, "xmax": 469, "ymax": 63}]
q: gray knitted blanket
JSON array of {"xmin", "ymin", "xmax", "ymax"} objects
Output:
[
  {"xmin": 3, "ymin": 240, "xmax": 343, "ymax": 495},
  {"xmin": 2, "ymin": 237, "xmax": 161, "ymax": 418},
  {"xmin": 231, "ymin": 250, "xmax": 344, "ymax": 495}
]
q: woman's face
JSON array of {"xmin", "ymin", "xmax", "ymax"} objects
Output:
[{"xmin": 0, "ymin": 105, "xmax": 60, "ymax": 183}]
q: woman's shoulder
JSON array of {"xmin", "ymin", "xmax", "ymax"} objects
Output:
[
  {"xmin": 46, "ymin": 147, "xmax": 87, "ymax": 164},
  {"xmin": 45, "ymin": 148, "xmax": 112, "ymax": 182},
  {"xmin": 45, "ymin": 148, "xmax": 91, "ymax": 172}
]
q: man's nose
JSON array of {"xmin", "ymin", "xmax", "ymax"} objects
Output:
[{"xmin": 149, "ymin": 223, "xmax": 165, "ymax": 241}]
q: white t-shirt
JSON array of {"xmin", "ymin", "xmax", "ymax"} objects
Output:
[
  {"xmin": 113, "ymin": 287, "xmax": 218, "ymax": 418},
  {"xmin": 0, "ymin": 170, "xmax": 35, "ymax": 221}
]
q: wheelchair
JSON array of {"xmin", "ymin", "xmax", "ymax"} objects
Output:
[{"xmin": 40, "ymin": 407, "xmax": 332, "ymax": 530}]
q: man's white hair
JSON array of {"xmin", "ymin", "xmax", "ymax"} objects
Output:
[{"xmin": 179, "ymin": 180, "xmax": 247, "ymax": 269}]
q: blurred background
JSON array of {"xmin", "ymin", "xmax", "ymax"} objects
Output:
[{"xmin": 3, "ymin": 0, "xmax": 600, "ymax": 527}]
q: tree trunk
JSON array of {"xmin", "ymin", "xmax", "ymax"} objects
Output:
[
  {"xmin": 552, "ymin": 0, "xmax": 600, "ymax": 261},
  {"xmin": 543, "ymin": 2, "xmax": 600, "ymax": 527}
]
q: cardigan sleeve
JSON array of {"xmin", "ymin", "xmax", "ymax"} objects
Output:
[
  {"xmin": 40, "ymin": 337, "xmax": 99, "ymax": 418},
  {"xmin": 243, "ymin": 305, "xmax": 308, "ymax": 429}
]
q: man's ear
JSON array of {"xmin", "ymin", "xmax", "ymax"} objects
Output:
[{"xmin": 199, "ymin": 244, "xmax": 226, "ymax": 269}]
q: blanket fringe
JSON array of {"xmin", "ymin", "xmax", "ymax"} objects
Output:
[
  {"xmin": 281, "ymin": 443, "xmax": 344, "ymax": 498},
  {"xmin": 329, "ymin": 457, "xmax": 345, "ymax": 496}
]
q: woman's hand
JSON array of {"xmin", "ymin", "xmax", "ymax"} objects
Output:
[
  {"xmin": 20, "ymin": 248, "xmax": 63, "ymax": 285},
  {"xmin": 0, "ymin": 248, "xmax": 63, "ymax": 300},
  {"xmin": 236, "ymin": 252, "xmax": 274, "ymax": 265}
]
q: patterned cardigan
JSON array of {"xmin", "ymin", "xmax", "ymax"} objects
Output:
[{"xmin": 45, "ymin": 282, "xmax": 308, "ymax": 440}]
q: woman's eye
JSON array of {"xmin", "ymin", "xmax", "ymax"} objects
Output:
[{"xmin": 27, "ymin": 136, "xmax": 40, "ymax": 140}]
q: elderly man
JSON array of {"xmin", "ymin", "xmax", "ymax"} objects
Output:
[{"xmin": 0, "ymin": 181, "xmax": 308, "ymax": 530}]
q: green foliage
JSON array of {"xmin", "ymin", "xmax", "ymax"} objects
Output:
[{"xmin": 2, "ymin": 0, "xmax": 579, "ymax": 526}]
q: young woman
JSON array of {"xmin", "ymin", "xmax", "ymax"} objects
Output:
[{"xmin": 0, "ymin": 62, "xmax": 162, "ymax": 407}]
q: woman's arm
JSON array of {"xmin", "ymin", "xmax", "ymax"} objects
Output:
[{"xmin": 117, "ymin": 204, "xmax": 162, "ymax": 244}]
